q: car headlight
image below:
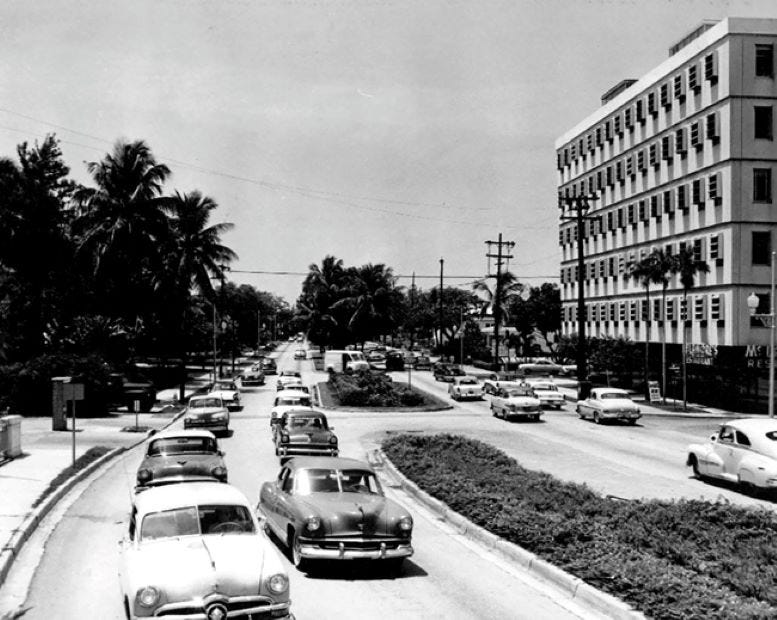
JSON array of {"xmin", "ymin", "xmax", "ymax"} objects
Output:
[
  {"xmin": 281, "ymin": 433, "xmax": 290, "ymax": 444},
  {"xmin": 136, "ymin": 586, "xmax": 161, "ymax": 608},
  {"xmin": 137, "ymin": 468, "xmax": 152, "ymax": 483},
  {"xmin": 266, "ymin": 573, "xmax": 289, "ymax": 595},
  {"xmin": 329, "ymin": 435, "xmax": 338, "ymax": 445},
  {"xmin": 211, "ymin": 466, "xmax": 227, "ymax": 480},
  {"xmin": 398, "ymin": 516, "xmax": 413, "ymax": 532},
  {"xmin": 305, "ymin": 516, "xmax": 321, "ymax": 532},
  {"xmin": 212, "ymin": 412, "xmax": 227, "ymax": 420}
]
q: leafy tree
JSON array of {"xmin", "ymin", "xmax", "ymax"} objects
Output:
[
  {"xmin": 474, "ymin": 271, "xmax": 523, "ymax": 361},
  {"xmin": 528, "ymin": 283, "xmax": 561, "ymax": 352}
]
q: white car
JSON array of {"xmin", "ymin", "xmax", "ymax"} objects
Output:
[
  {"xmin": 119, "ymin": 482, "xmax": 293, "ymax": 620},
  {"xmin": 448, "ymin": 376, "xmax": 484, "ymax": 401},
  {"xmin": 183, "ymin": 395, "xmax": 230, "ymax": 436},
  {"xmin": 208, "ymin": 379, "xmax": 242, "ymax": 411},
  {"xmin": 523, "ymin": 379, "xmax": 566, "ymax": 409},
  {"xmin": 482, "ymin": 378, "xmax": 521, "ymax": 396},
  {"xmin": 277, "ymin": 370, "xmax": 302, "ymax": 391},
  {"xmin": 518, "ymin": 359, "xmax": 564, "ymax": 376},
  {"xmin": 687, "ymin": 419, "xmax": 777, "ymax": 492},
  {"xmin": 490, "ymin": 385, "xmax": 542, "ymax": 421},
  {"xmin": 576, "ymin": 387, "xmax": 641, "ymax": 425}
]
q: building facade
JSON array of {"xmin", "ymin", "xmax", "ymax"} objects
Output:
[{"xmin": 555, "ymin": 17, "xmax": 777, "ymax": 372}]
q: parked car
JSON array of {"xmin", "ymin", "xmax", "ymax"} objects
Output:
[
  {"xmin": 120, "ymin": 482, "xmax": 293, "ymax": 620},
  {"xmin": 183, "ymin": 395, "xmax": 230, "ymax": 436},
  {"xmin": 413, "ymin": 355, "xmax": 432, "ymax": 371},
  {"xmin": 240, "ymin": 364, "xmax": 265, "ymax": 387},
  {"xmin": 273, "ymin": 410, "xmax": 339, "ymax": 463},
  {"xmin": 687, "ymin": 419, "xmax": 777, "ymax": 492},
  {"xmin": 257, "ymin": 457, "xmax": 413, "ymax": 574},
  {"xmin": 262, "ymin": 357, "xmax": 278, "ymax": 375},
  {"xmin": 576, "ymin": 387, "xmax": 641, "ymax": 425},
  {"xmin": 208, "ymin": 379, "xmax": 242, "ymax": 411},
  {"xmin": 384, "ymin": 350, "xmax": 405, "ymax": 371},
  {"xmin": 523, "ymin": 379, "xmax": 566, "ymax": 409},
  {"xmin": 518, "ymin": 359, "xmax": 564, "ymax": 376},
  {"xmin": 277, "ymin": 370, "xmax": 302, "ymax": 390},
  {"xmin": 448, "ymin": 376, "xmax": 484, "ymax": 401},
  {"xmin": 433, "ymin": 363, "xmax": 466, "ymax": 382},
  {"xmin": 135, "ymin": 429, "xmax": 227, "ymax": 491},
  {"xmin": 490, "ymin": 385, "xmax": 542, "ymax": 421},
  {"xmin": 294, "ymin": 348, "xmax": 307, "ymax": 360}
]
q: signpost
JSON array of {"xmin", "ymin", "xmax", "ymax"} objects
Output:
[
  {"xmin": 648, "ymin": 380, "xmax": 661, "ymax": 403},
  {"xmin": 62, "ymin": 380, "xmax": 85, "ymax": 466}
]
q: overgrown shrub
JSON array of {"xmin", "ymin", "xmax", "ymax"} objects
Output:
[
  {"xmin": 383, "ymin": 433, "xmax": 777, "ymax": 619},
  {"xmin": 328, "ymin": 371, "xmax": 424, "ymax": 407}
]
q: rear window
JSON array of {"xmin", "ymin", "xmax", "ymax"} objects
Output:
[
  {"xmin": 148, "ymin": 437, "xmax": 217, "ymax": 456},
  {"xmin": 190, "ymin": 398, "xmax": 221, "ymax": 409}
]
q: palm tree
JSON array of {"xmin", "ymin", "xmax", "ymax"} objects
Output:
[
  {"xmin": 473, "ymin": 271, "xmax": 523, "ymax": 364},
  {"xmin": 648, "ymin": 249, "xmax": 677, "ymax": 404},
  {"xmin": 673, "ymin": 247, "xmax": 711, "ymax": 409},
  {"xmin": 74, "ymin": 140, "xmax": 171, "ymax": 322},
  {"xmin": 335, "ymin": 264, "xmax": 401, "ymax": 344},
  {"xmin": 159, "ymin": 191, "xmax": 236, "ymax": 399},
  {"xmin": 630, "ymin": 255, "xmax": 659, "ymax": 399},
  {"xmin": 298, "ymin": 256, "xmax": 348, "ymax": 347}
]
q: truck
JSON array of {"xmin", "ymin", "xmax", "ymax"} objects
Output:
[{"xmin": 323, "ymin": 350, "xmax": 370, "ymax": 374}]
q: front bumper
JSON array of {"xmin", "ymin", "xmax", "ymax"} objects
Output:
[
  {"xmin": 183, "ymin": 419, "xmax": 229, "ymax": 432},
  {"xmin": 299, "ymin": 537, "xmax": 413, "ymax": 561},
  {"xmin": 539, "ymin": 398, "xmax": 565, "ymax": 408},
  {"xmin": 277, "ymin": 445, "xmax": 339, "ymax": 458},
  {"xmin": 146, "ymin": 595, "xmax": 292, "ymax": 619}
]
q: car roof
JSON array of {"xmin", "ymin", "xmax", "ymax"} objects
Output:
[
  {"xmin": 276, "ymin": 388, "xmax": 310, "ymax": 397},
  {"xmin": 721, "ymin": 418, "xmax": 777, "ymax": 433},
  {"xmin": 592, "ymin": 387, "xmax": 629, "ymax": 395},
  {"xmin": 189, "ymin": 394, "xmax": 223, "ymax": 402},
  {"xmin": 284, "ymin": 408, "xmax": 327, "ymax": 419},
  {"xmin": 134, "ymin": 482, "xmax": 249, "ymax": 515},
  {"xmin": 285, "ymin": 456, "xmax": 374, "ymax": 472},
  {"xmin": 150, "ymin": 429, "xmax": 216, "ymax": 441}
]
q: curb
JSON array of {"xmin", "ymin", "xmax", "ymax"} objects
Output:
[
  {"xmin": 375, "ymin": 449, "xmax": 645, "ymax": 620},
  {"xmin": 0, "ymin": 409, "xmax": 186, "ymax": 596}
]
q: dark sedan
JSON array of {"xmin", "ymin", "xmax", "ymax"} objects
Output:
[
  {"xmin": 274, "ymin": 410, "xmax": 339, "ymax": 463},
  {"xmin": 257, "ymin": 457, "xmax": 413, "ymax": 574},
  {"xmin": 433, "ymin": 363, "xmax": 466, "ymax": 382}
]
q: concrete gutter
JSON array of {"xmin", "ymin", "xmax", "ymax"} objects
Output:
[
  {"xmin": 0, "ymin": 409, "xmax": 185, "ymax": 593},
  {"xmin": 374, "ymin": 449, "xmax": 645, "ymax": 620}
]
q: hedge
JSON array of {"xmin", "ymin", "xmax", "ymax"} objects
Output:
[
  {"xmin": 328, "ymin": 371, "xmax": 424, "ymax": 407},
  {"xmin": 382, "ymin": 433, "xmax": 777, "ymax": 619}
]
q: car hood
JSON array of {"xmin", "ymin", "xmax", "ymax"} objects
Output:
[
  {"xmin": 138, "ymin": 454, "xmax": 224, "ymax": 480},
  {"xmin": 297, "ymin": 493, "xmax": 402, "ymax": 536},
  {"xmin": 533, "ymin": 389, "xmax": 563, "ymax": 398},
  {"xmin": 596, "ymin": 398, "xmax": 638, "ymax": 410},
  {"xmin": 210, "ymin": 390, "xmax": 236, "ymax": 398},
  {"xmin": 127, "ymin": 536, "xmax": 269, "ymax": 598},
  {"xmin": 186, "ymin": 407, "xmax": 227, "ymax": 417}
]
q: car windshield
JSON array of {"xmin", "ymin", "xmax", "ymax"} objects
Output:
[
  {"xmin": 534, "ymin": 384, "xmax": 557, "ymax": 391},
  {"xmin": 148, "ymin": 437, "xmax": 218, "ymax": 456},
  {"xmin": 289, "ymin": 416, "xmax": 326, "ymax": 429},
  {"xmin": 278, "ymin": 397, "xmax": 311, "ymax": 407},
  {"xmin": 458, "ymin": 377, "xmax": 478, "ymax": 385},
  {"xmin": 281, "ymin": 371, "xmax": 300, "ymax": 377},
  {"xmin": 600, "ymin": 392, "xmax": 629, "ymax": 400},
  {"xmin": 506, "ymin": 389, "xmax": 531, "ymax": 397},
  {"xmin": 190, "ymin": 398, "xmax": 221, "ymax": 409},
  {"xmin": 140, "ymin": 504, "xmax": 255, "ymax": 540},
  {"xmin": 284, "ymin": 385, "xmax": 309, "ymax": 393},
  {"xmin": 296, "ymin": 469, "xmax": 382, "ymax": 495},
  {"xmin": 215, "ymin": 382, "xmax": 235, "ymax": 390}
]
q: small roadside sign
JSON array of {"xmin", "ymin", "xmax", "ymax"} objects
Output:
[{"xmin": 648, "ymin": 380, "xmax": 661, "ymax": 402}]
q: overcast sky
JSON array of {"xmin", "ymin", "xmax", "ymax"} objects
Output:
[{"xmin": 2, "ymin": 0, "xmax": 777, "ymax": 304}]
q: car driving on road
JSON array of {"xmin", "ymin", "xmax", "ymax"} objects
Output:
[
  {"xmin": 448, "ymin": 376, "xmax": 484, "ymax": 401},
  {"xmin": 207, "ymin": 379, "xmax": 242, "ymax": 411},
  {"xmin": 183, "ymin": 395, "xmax": 230, "ymax": 436},
  {"xmin": 523, "ymin": 379, "xmax": 566, "ymax": 409},
  {"xmin": 518, "ymin": 359, "xmax": 564, "ymax": 376},
  {"xmin": 274, "ymin": 409, "xmax": 338, "ymax": 463},
  {"xmin": 576, "ymin": 387, "xmax": 641, "ymax": 425},
  {"xmin": 490, "ymin": 385, "xmax": 542, "ymax": 422}
]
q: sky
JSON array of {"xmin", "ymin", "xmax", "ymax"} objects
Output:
[{"xmin": 2, "ymin": 0, "xmax": 777, "ymax": 305}]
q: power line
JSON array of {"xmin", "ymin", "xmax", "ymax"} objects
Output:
[{"xmin": 230, "ymin": 269, "xmax": 558, "ymax": 279}]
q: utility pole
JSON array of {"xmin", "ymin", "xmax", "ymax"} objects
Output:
[
  {"xmin": 559, "ymin": 194, "xmax": 598, "ymax": 396},
  {"xmin": 410, "ymin": 272, "xmax": 416, "ymax": 349},
  {"xmin": 485, "ymin": 234, "xmax": 515, "ymax": 372},
  {"xmin": 439, "ymin": 258, "xmax": 444, "ymax": 352},
  {"xmin": 218, "ymin": 265, "xmax": 229, "ymax": 379},
  {"xmin": 257, "ymin": 309, "xmax": 261, "ymax": 352}
]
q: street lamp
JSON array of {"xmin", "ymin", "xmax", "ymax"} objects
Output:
[{"xmin": 747, "ymin": 250, "xmax": 776, "ymax": 418}]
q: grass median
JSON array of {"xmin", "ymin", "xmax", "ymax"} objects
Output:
[{"xmin": 383, "ymin": 433, "xmax": 777, "ymax": 619}]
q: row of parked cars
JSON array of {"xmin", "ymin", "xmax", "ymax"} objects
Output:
[{"xmin": 261, "ymin": 364, "xmax": 415, "ymax": 574}]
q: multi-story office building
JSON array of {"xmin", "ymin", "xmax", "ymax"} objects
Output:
[{"xmin": 555, "ymin": 17, "xmax": 777, "ymax": 373}]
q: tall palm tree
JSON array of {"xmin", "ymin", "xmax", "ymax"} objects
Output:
[
  {"xmin": 159, "ymin": 191, "xmax": 236, "ymax": 399},
  {"xmin": 673, "ymin": 247, "xmax": 711, "ymax": 409},
  {"xmin": 74, "ymin": 140, "xmax": 171, "ymax": 322},
  {"xmin": 648, "ymin": 249, "xmax": 677, "ymax": 404},
  {"xmin": 630, "ymin": 254, "xmax": 660, "ymax": 399},
  {"xmin": 473, "ymin": 271, "xmax": 523, "ymax": 363},
  {"xmin": 298, "ymin": 256, "xmax": 347, "ymax": 347},
  {"xmin": 335, "ymin": 264, "xmax": 401, "ymax": 344}
]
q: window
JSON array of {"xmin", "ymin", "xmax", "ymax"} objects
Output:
[
  {"xmin": 605, "ymin": 120, "xmax": 613, "ymax": 142},
  {"xmin": 690, "ymin": 121, "xmax": 703, "ymax": 149},
  {"xmin": 624, "ymin": 107, "xmax": 633, "ymax": 130},
  {"xmin": 694, "ymin": 295, "xmax": 707, "ymax": 321},
  {"xmin": 755, "ymin": 106, "xmax": 773, "ymax": 140},
  {"xmin": 608, "ymin": 257, "xmax": 616, "ymax": 277},
  {"xmin": 629, "ymin": 300, "xmax": 637, "ymax": 322},
  {"xmin": 609, "ymin": 303, "xmax": 616, "ymax": 321},
  {"xmin": 637, "ymin": 149, "xmax": 647, "ymax": 171},
  {"xmin": 663, "ymin": 189, "xmax": 674, "ymax": 215},
  {"xmin": 661, "ymin": 135, "xmax": 673, "ymax": 162},
  {"xmin": 618, "ymin": 253, "xmax": 626, "ymax": 274},
  {"xmin": 595, "ymin": 127, "xmax": 603, "ymax": 147},
  {"xmin": 614, "ymin": 114, "xmax": 622, "ymax": 136},
  {"xmin": 626, "ymin": 155, "xmax": 634, "ymax": 178},
  {"xmin": 677, "ymin": 184, "xmax": 688, "ymax": 211},
  {"xmin": 692, "ymin": 178, "xmax": 705, "ymax": 205},
  {"xmin": 688, "ymin": 63, "xmax": 700, "ymax": 92},
  {"xmin": 693, "ymin": 238, "xmax": 704, "ymax": 262},
  {"xmin": 708, "ymin": 172, "xmax": 721, "ymax": 204},
  {"xmin": 636, "ymin": 99, "xmax": 645, "ymax": 124},
  {"xmin": 706, "ymin": 113, "xmax": 719, "ymax": 143},
  {"xmin": 653, "ymin": 298, "xmax": 662, "ymax": 321},
  {"xmin": 596, "ymin": 171, "xmax": 603, "ymax": 191},
  {"xmin": 660, "ymin": 83, "xmax": 671, "ymax": 109},
  {"xmin": 617, "ymin": 208, "xmax": 625, "ymax": 228},
  {"xmin": 615, "ymin": 160, "xmax": 624, "ymax": 183},
  {"xmin": 638, "ymin": 199, "xmax": 647, "ymax": 222},
  {"xmin": 680, "ymin": 298, "xmax": 688, "ymax": 321},
  {"xmin": 607, "ymin": 211, "xmax": 615, "ymax": 231},
  {"xmin": 619, "ymin": 302, "xmax": 626, "ymax": 322},
  {"xmin": 647, "ymin": 91, "xmax": 657, "ymax": 116},
  {"xmin": 756, "ymin": 44, "xmax": 774, "ymax": 77},
  {"xmin": 704, "ymin": 51, "xmax": 718, "ymax": 83},
  {"xmin": 674, "ymin": 74, "xmax": 686, "ymax": 101},
  {"xmin": 627, "ymin": 203, "xmax": 635, "ymax": 224},
  {"xmin": 648, "ymin": 143, "xmax": 658, "ymax": 167},
  {"xmin": 666, "ymin": 298, "xmax": 676, "ymax": 321},
  {"xmin": 752, "ymin": 231, "xmax": 772, "ymax": 265},
  {"xmin": 710, "ymin": 295, "xmax": 723, "ymax": 321},
  {"xmin": 675, "ymin": 127, "xmax": 687, "ymax": 154},
  {"xmin": 606, "ymin": 165, "xmax": 613, "ymax": 186},
  {"xmin": 587, "ymin": 133, "xmax": 594, "ymax": 152},
  {"xmin": 650, "ymin": 194, "xmax": 661, "ymax": 218},
  {"xmin": 754, "ymin": 168, "xmax": 773, "ymax": 203},
  {"xmin": 709, "ymin": 233, "xmax": 722, "ymax": 262}
]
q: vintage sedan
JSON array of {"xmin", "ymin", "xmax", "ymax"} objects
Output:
[
  {"xmin": 135, "ymin": 430, "xmax": 227, "ymax": 491},
  {"xmin": 293, "ymin": 348, "xmax": 307, "ymax": 360},
  {"xmin": 576, "ymin": 387, "xmax": 641, "ymax": 425},
  {"xmin": 433, "ymin": 363, "xmax": 467, "ymax": 382},
  {"xmin": 518, "ymin": 358, "xmax": 564, "ymax": 376},
  {"xmin": 277, "ymin": 370, "xmax": 302, "ymax": 391},
  {"xmin": 490, "ymin": 385, "xmax": 542, "ymax": 421},
  {"xmin": 183, "ymin": 395, "xmax": 230, "ymax": 436},
  {"xmin": 240, "ymin": 364, "xmax": 265, "ymax": 387},
  {"xmin": 119, "ymin": 482, "xmax": 293, "ymax": 620},
  {"xmin": 262, "ymin": 357, "xmax": 278, "ymax": 375},
  {"xmin": 257, "ymin": 457, "xmax": 413, "ymax": 574},
  {"xmin": 448, "ymin": 376, "xmax": 484, "ymax": 401},
  {"xmin": 482, "ymin": 378, "xmax": 523, "ymax": 396},
  {"xmin": 413, "ymin": 355, "xmax": 432, "ymax": 371},
  {"xmin": 208, "ymin": 379, "xmax": 242, "ymax": 411},
  {"xmin": 270, "ymin": 390, "xmax": 314, "ymax": 440},
  {"xmin": 274, "ymin": 410, "xmax": 338, "ymax": 462},
  {"xmin": 687, "ymin": 418, "xmax": 777, "ymax": 492},
  {"xmin": 523, "ymin": 379, "xmax": 566, "ymax": 409}
]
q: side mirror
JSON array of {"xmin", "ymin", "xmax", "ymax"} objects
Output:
[
  {"xmin": 330, "ymin": 426, "xmax": 335, "ymax": 431},
  {"xmin": 219, "ymin": 450, "xmax": 226, "ymax": 457}
]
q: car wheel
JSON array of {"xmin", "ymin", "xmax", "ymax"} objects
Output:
[
  {"xmin": 123, "ymin": 596, "xmax": 131, "ymax": 620},
  {"xmin": 290, "ymin": 529, "xmax": 311, "ymax": 573},
  {"xmin": 575, "ymin": 406, "xmax": 583, "ymax": 418},
  {"xmin": 532, "ymin": 414, "xmax": 540, "ymax": 422},
  {"xmin": 738, "ymin": 474, "xmax": 760, "ymax": 497},
  {"xmin": 491, "ymin": 406, "xmax": 497, "ymax": 417},
  {"xmin": 689, "ymin": 455, "xmax": 702, "ymax": 478},
  {"xmin": 385, "ymin": 558, "xmax": 405, "ymax": 576},
  {"xmin": 593, "ymin": 411, "xmax": 601, "ymax": 424},
  {"xmin": 627, "ymin": 418, "xmax": 637, "ymax": 426}
]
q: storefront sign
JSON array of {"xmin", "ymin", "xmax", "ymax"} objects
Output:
[{"xmin": 686, "ymin": 343, "xmax": 717, "ymax": 366}]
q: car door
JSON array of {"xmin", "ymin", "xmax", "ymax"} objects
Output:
[
  {"xmin": 710, "ymin": 426, "xmax": 737, "ymax": 480},
  {"xmin": 274, "ymin": 469, "xmax": 299, "ymax": 541},
  {"xmin": 725, "ymin": 430, "xmax": 752, "ymax": 480}
]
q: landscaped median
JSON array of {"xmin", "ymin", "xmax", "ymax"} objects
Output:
[
  {"xmin": 318, "ymin": 371, "xmax": 451, "ymax": 411},
  {"xmin": 382, "ymin": 433, "xmax": 777, "ymax": 619}
]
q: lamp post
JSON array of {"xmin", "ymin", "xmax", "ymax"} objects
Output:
[
  {"xmin": 747, "ymin": 250, "xmax": 776, "ymax": 418},
  {"xmin": 558, "ymin": 193, "xmax": 598, "ymax": 395}
]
